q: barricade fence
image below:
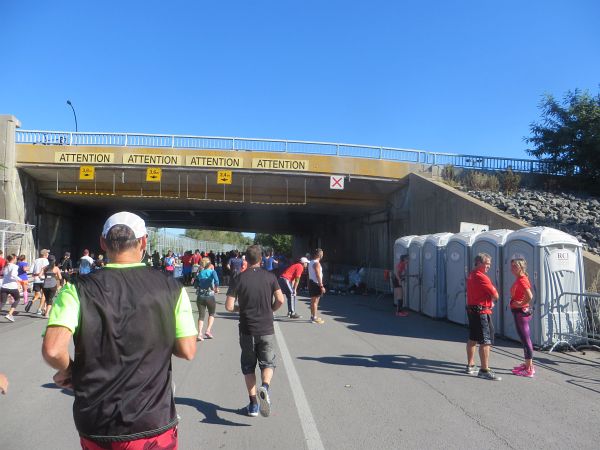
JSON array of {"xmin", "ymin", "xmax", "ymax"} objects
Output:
[
  {"xmin": 549, "ymin": 292, "xmax": 600, "ymax": 352},
  {"xmin": 146, "ymin": 228, "xmax": 236, "ymax": 257},
  {"xmin": 325, "ymin": 263, "xmax": 391, "ymax": 296},
  {"xmin": 15, "ymin": 129, "xmax": 568, "ymax": 174},
  {"xmin": 0, "ymin": 220, "xmax": 35, "ymax": 264}
]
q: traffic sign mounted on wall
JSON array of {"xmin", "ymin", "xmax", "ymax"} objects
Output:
[
  {"xmin": 146, "ymin": 167, "xmax": 162, "ymax": 182},
  {"xmin": 79, "ymin": 166, "xmax": 95, "ymax": 180},
  {"xmin": 217, "ymin": 170, "xmax": 232, "ymax": 184},
  {"xmin": 330, "ymin": 175, "xmax": 344, "ymax": 190}
]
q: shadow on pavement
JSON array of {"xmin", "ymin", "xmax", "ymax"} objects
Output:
[
  {"xmin": 41, "ymin": 382, "xmax": 74, "ymax": 396},
  {"xmin": 300, "ymin": 293, "xmax": 469, "ymax": 344},
  {"xmin": 175, "ymin": 397, "xmax": 250, "ymax": 426},
  {"xmin": 297, "ymin": 353, "xmax": 469, "ymax": 377}
]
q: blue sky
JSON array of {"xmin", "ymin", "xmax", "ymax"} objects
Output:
[{"xmin": 2, "ymin": 1, "xmax": 598, "ymax": 160}]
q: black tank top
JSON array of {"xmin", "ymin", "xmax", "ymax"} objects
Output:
[{"xmin": 71, "ymin": 266, "xmax": 181, "ymax": 441}]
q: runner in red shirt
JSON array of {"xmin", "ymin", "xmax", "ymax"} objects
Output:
[
  {"xmin": 278, "ymin": 257, "xmax": 309, "ymax": 318},
  {"xmin": 465, "ymin": 253, "xmax": 501, "ymax": 381}
]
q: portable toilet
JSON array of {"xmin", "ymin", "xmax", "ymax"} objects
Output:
[
  {"xmin": 471, "ymin": 229, "xmax": 513, "ymax": 334},
  {"xmin": 407, "ymin": 235, "xmax": 428, "ymax": 312},
  {"xmin": 421, "ymin": 232, "xmax": 453, "ymax": 319},
  {"xmin": 502, "ymin": 227, "xmax": 585, "ymax": 348},
  {"xmin": 394, "ymin": 236, "xmax": 417, "ymax": 266},
  {"xmin": 393, "ymin": 236, "xmax": 417, "ymax": 306},
  {"xmin": 446, "ymin": 231, "xmax": 480, "ymax": 325}
]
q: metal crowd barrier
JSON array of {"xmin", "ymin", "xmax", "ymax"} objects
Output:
[
  {"xmin": 549, "ymin": 292, "xmax": 600, "ymax": 352},
  {"xmin": 15, "ymin": 129, "xmax": 565, "ymax": 174}
]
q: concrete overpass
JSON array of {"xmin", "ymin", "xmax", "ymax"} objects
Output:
[{"xmin": 8, "ymin": 114, "xmax": 593, "ymax": 281}]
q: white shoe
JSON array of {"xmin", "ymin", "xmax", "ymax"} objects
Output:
[{"xmin": 5, "ymin": 314, "xmax": 15, "ymax": 322}]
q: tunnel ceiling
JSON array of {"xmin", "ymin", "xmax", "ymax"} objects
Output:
[{"xmin": 20, "ymin": 167, "xmax": 407, "ymax": 235}]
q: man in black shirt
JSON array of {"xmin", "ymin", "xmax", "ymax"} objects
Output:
[{"xmin": 225, "ymin": 245, "xmax": 284, "ymax": 418}]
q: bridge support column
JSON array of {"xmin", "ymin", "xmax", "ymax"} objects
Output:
[{"xmin": 0, "ymin": 115, "xmax": 26, "ymax": 223}]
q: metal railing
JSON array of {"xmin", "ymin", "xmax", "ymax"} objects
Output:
[
  {"xmin": 16, "ymin": 129, "xmax": 561, "ymax": 174},
  {"xmin": 549, "ymin": 292, "xmax": 600, "ymax": 352}
]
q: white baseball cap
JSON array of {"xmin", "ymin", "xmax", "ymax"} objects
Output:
[
  {"xmin": 300, "ymin": 257, "xmax": 309, "ymax": 264},
  {"xmin": 102, "ymin": 211, "xmax": 147, "ymax": 239}
]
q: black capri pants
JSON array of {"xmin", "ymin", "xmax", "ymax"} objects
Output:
[{"xmin": 196, "ymin": 295, "xmax": 216, "ymax": 321}]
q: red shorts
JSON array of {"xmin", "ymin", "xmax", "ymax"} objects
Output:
[{"xmin": 80, "ymin": 427, "xmax": 177, "ymax": 450}]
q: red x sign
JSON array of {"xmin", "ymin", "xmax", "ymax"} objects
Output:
[{"xmin": 330, "ymin": 176, "xmax": 344, "ymax": 190}]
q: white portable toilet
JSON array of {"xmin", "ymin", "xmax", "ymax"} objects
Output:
[
  {"xmin": 393, "ymin": 236, "xmax": 417, "ymax": 306},
  {"xmin": 471, "ymin": 229, "xmax": 513, "ymax": 334},
  {"xmin": 502, "ymin": 227, "xmax": 585, "ymax": 348},
  {"xmin": 407, "ymin": 235, "xmax": 428, "ymax": 312},
  {"xmin": 421, "ymin": 232, "xmax": 453, "ymax": 319},
  {"xmin": 446, "ymin": 231, "xmax": 480, "ymax": 325},
  {"xmin": 394, "ymin": 236, "xmax": 417, "ymax": 266}
]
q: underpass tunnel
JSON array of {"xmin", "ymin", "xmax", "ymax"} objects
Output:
[{"xmin": 18, "ymin": 167, "xmax": 410, "ymax": 270}]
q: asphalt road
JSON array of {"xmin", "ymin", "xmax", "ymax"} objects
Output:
[{"xmin": 1, "ymin": 287, "xmax": 599, "ymax": 450}]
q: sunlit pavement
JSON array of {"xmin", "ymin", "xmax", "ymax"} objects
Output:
[{"xmin": 1, "ymin": 287, "xmax": 599, "ymax": 449}]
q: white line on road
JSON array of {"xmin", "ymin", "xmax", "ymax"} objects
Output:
[{"xmin": 274, "ymin": 321, "xmax": 325, "ymax": 450}]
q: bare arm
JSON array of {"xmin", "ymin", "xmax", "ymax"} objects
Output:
[
  {"xmin": 292, "ymin": 278, "xmax": 300, "ymax": 293},
  {"xmin": 225, "ymin": 295, "xmax": 238, "ymax": 312},
  {"xmin": 0, "ymin": 373, "xmax": 8, "ymax": 394},
  {"xmin": 173, "ymin": 336, "xmax": 196, "ymax": 360},
  {"xmin": 315, "ymin": 261, "xmax": 326, "ymax": 293},
  {"xmin": 42, "ymin": 326, "xmax": 73, "ymax": 389},
  {"xmin": 272, "ymin": 289, "xmax": 285, "ymax": 311}
]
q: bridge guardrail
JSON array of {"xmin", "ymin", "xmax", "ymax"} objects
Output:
[{"xmin": 17, "ymin": 129, "xmax": 561, "ymax": 174}]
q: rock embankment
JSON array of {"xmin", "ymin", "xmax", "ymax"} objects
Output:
[{"xmin": 465, "ymin": 188, "xmax": 600, "ymax": 255}]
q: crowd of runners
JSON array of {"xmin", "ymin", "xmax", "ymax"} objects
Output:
[{"xmin": 2, "ymin": 210, "xmax": 537, "ymax": 447}]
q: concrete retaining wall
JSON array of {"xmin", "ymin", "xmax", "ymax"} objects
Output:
[{"xmin": 407, "ymin": 173, "xmax": 600, "ymax": 290}]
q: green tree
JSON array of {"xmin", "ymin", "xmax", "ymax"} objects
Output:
[
  {"xmin": 525, "ymin": 89, "xmax": 600, "ymax": 186},
  {"xmin": 184, "ymin": 229, "xmax": 252, "ymax": 249},
  {"xmin": 254, "ymin": 233, "xmax": 292, "ymax": 255}
]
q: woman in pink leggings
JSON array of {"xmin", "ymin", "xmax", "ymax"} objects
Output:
[{"xmin": 510, "ymin": 258, "xmax": 535, "ymax": 377}]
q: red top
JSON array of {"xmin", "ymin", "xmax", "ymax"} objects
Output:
[
  {"xmin": 181, "ymin": 254, "xmax": 193, "ymax": 267},
  {"xmin": 191, "ymin": 253, "xmax": 202, "ymax": 265},
  {"xmin": 395, "ymin": 260, "xmax": 408, "ymax": 279},
  {"xmin": 280, "ymin": 262, "xmax": 304, "ymax": 281},
  {"xmin": 466, "ymin": 269, "xmax": 497, "ymax": 314},
  {"xmin": 0, "ymin": 256, "xmax": 5, "ymax": 271},
  {"xmin": 510, "ymin": 275, "xmax": 531, "ymax": 309}
]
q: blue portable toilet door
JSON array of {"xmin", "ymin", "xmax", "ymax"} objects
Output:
[
  {"xmin": 474, "ymin": 240, "xmax": 503, "ymax": 335},
  {"xmin": 446, "ymin": 241, "xmax": 468, "ymax": 325},
  {"xmin": 421, "ymin": 243, "xmax": 436, "ymax": 318},
  {"xmin": 408, "ymin": 243, "xmax": 422, "ymax": 312},
  {"xmin": 503, "ymin": 240, "xmax": 536, "ymax": 341}
]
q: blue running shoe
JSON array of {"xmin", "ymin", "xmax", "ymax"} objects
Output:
[
  {"xmin": 247, "ymin": 402, "xmax": 259, "ymax": 417},
  {"xmin": 258, "ymin": 385, "xmax": 271, "ymax": 417}
]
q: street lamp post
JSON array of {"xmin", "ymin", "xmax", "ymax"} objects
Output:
[{"xmin": 66, "ymin": 100, "xmax": 78, "ymax": 132}]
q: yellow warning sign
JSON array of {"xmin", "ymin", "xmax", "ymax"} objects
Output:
[
  {"xmin": 146, "ymin": 167, "xmax": 162, "ymax": 182},
  {"xmin": 217, "ymin": 170, "xmax": 232, "ymax": 185},
  {"xmin": 79, "ymin": 166, "xmax": 95, "ymax": 180}
]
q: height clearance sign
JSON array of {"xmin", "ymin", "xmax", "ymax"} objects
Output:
[{"xmin": 330, "ymin": 176, "xmax": 344, "ymax": 190}]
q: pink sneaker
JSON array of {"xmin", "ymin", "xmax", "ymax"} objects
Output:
[
  {"xmin": 515, "ymin": 367, "xmax": 535, "ymax": 378},
  {"xmin": 205, "ymin": 331, "xmax": 214, "ymax": 339},
  {"xmin": 512, "ymin": 364, "xmax": 526, "ymax": 374}
]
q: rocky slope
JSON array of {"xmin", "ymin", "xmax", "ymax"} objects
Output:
[{"xmin": 464, "ymin": 188, "xmax": 600, "ymax": 255}]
